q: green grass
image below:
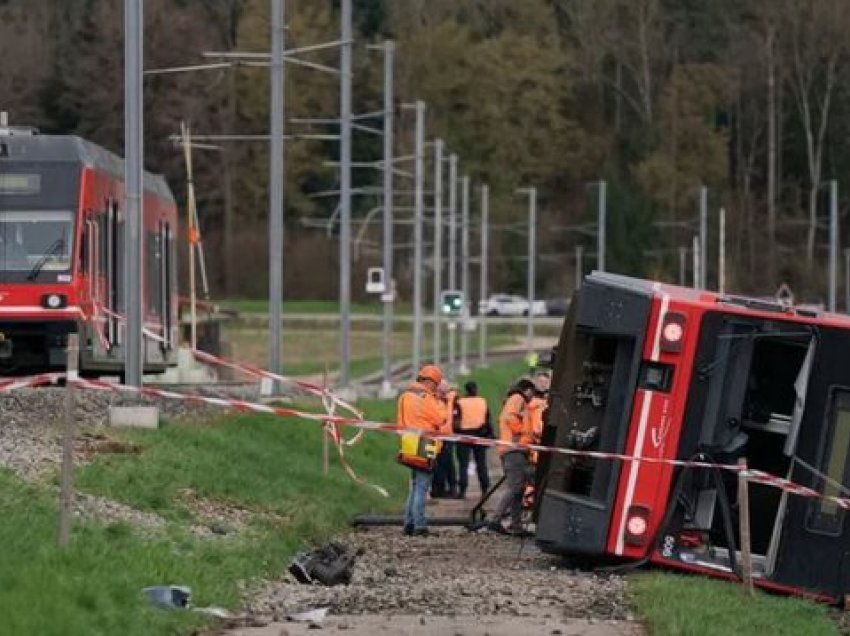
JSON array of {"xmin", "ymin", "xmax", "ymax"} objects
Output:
[
  {"xmin": 0, "ymin": 414, "xmax": 405, "ymax": 635},
  {"xmin": 222, "ymin": 298, "xmax": 410, "ymax": 315},
  {"xmin": 630, "ymin": 572, "xmax": 837, "ymax": 636}
]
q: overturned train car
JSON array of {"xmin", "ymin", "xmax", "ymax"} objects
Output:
[
  {"xmin": 0, "ymin": 122, "xmax": 178, "ymax": 376},
  {"xmin": 535, "ymin": 272, "xmax": 850, "ymax": 602}
]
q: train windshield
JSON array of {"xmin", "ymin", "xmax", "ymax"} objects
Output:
[{"xmin": 0, "ymin": 210, "xmax": 74, "ymax": 277}]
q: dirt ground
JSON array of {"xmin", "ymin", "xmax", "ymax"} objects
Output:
[{"xmin": 220, "ymin": 457, "xmax": 642, "ymax": 636}]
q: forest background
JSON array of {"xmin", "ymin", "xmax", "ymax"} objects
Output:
[{"xmin": 2, "ymin": 0, "xmax": 848, "ymax": 305}]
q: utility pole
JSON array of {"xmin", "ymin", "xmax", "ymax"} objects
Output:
[
  {"xmin": 575, "ymin": 244, "xmax": 583, "ymax": 290},
  {"xmin": 518, "ymin": 187, "xmax": 537, "ymax": 357},
  {"xmin": 693, "ymin": 236, "xmax": 700, "ymax": 290},
  {"xmin": 124, "ymin": 0, "xmax": 143, "ymax": 387},
  {"xmin": 411, "ymin": 100, "xmax": 425, "ymax": 372},
  {"xmin": 338, "ymin": 0, "xmax": 352, "ymax": 387},
  {"xmin": 479, "ymin": 184, "xmax": 489, "ymax": 367},
  {"xmin": 829, "ymin": 180, "xmax": 838, "ymax": 312},
  {"xmin": 267, "ymin": 0, "xmax": 285, "ymax": 390},
  {"xmin": 447, "ymin": 153, "xmax": 458, "ymax": 373},
  {"xmin": 719, "ymin": 207, "xmax": 726, "ymax": 295},
  {"xmin": 699, "ymin": 186, "xmax": 708, "ymax": 289},
  {"xmin": 379, "ymin": 40, "xmax": 394, "ymax": 398},
  {"xmin": 679, "ymin": 246, "xmax": 687, "ymax": 287},
  {"xmin": 598, "ymin": 180, "xmax": 607, "ymax": 272},
  {"xmin": 432, "ymin": 139, "xmax": 444, "ymax": 364},
  {"xmin": 459, "ymin": 175, "xmax": 470, "ymax": 375},
  {"xmin": 845, "ymin": 248, "xmax": 850, "ymax": 313}
]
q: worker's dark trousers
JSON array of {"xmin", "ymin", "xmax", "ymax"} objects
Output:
[
  {"xmin": 431, "ymin": 442, "xmax": 457, "ymax": 496},
  {"xmin": 495, "ymin": 451, "xmax": 531, "ymax": 530},
  {"xmin": 455, "ymin": 442, "xmax": 490, "ymax": 496}
]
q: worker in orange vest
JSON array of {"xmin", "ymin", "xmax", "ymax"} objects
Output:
[
  {"xmin": 454, "ymin": 381, "xmax": 493, "ymax": 498},
  {"xmin": 431, "ymin": 384, "xmax": 460, "ymax": 498},
  {"xmin": 489, "ymin": 378, "xmax": 537, "ymax": 536},
  {"xmin": 397, "ymin": 365, "xmax": 449, "ymax": 536},
  {"xmin": 527, "ymin": 371, "xmax": 551, "ymax": 464}
]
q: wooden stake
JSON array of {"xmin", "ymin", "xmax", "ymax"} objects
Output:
[
  {"xmin": 738, "ymin": 458, "xmax": 754, "ymax": 595},
  {"xmin": 58, "ymin": 333, "xmax": 79, "ymax": 547}
]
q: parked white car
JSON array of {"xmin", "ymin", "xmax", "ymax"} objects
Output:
[{"xmin": 478, "ymin": 294, "xmax": 547, "ymax": 317}]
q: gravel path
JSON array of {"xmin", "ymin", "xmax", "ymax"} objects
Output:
[{"xmin": 228, "ymin": 495, "xmax": 640, "ymax": 636}]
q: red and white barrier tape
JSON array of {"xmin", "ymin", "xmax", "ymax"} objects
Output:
[{"xmin": 5, "ymin": 367, "xmax": 849, "ymax": 511}]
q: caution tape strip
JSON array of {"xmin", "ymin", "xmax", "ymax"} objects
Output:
[{"xmin": 4, "ymin": 370, "xmax": 849, "ymax": 510}]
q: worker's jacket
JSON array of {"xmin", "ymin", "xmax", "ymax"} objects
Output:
[
  {"xmin": 445, "ymin": 390, "xmax": 459, "ymax": 432},
  {"xmin": 498, "ymin": 392, "xmax": 534, "ymax": 455},
  {"xmin": 397, "ymin": 382, "xmax": 450, "ymax": 435},
  {"xmin": 526, "ymin": 394, "xmax": 548, "ymax": 463},
  {"xmin": 455, "ymin": 395, "xmax": 492, "ymax": 438}
]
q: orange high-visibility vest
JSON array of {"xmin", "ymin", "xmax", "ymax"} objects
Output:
[
  {"xmin": 526, "ymin": 395, "xmax": 547, "ymax": 464},
  {"xmin": 397, "ymin": 382, "xmax": 449, "ymax": 434},
  {"xmin": 498, "ymin": 393, "xmax": 532, "ymax": 455},
  {"xmin": 457, "ymin": 396, "xmax": 488, "ymax": 431}
]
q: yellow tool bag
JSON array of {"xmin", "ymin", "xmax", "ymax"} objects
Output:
[{"xmin": 397, "ymin": 431, "xmax": 441, "ymax": 471}]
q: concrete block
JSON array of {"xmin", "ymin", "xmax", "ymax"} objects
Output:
[{"xmin": 109, "ymin": 406, "xmax": 160, "ymax": 429}]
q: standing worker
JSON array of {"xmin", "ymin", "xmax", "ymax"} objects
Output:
[
  {"xmin": 397, "ymin": 365, "xmax": 449, "ymax": 536},
  {"xmin": 431, "ymin": 384, "xmax": 460, "ymax": 498},
  {"xmin": 489, "ymin": 378, "xmax": 537, "ymax": 536},
  {"xmin": 454, "ymin": 381, "xmax": 492, "ymax": 499}
]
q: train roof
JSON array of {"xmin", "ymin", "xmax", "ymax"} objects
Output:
[
  {"xmin": 0, "ymin": 133, "xmax": 174, "ymax": 203},
  {"xmin": 585, "ymin": 271, "xmax": 850, "ymax": 328}
]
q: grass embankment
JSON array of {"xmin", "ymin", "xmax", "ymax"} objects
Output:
[
  {"xmin": 0, "ymin": 361, "xmax": 528, "ymax": 635},
  {"xmin": 0, "ymin": 416, "xmax": 405, "ymax": 634},
  {"xmin": 630, "ymin": 572, "xmax": 837, "ymax": 635},
  {"xmin": 223, "ymin": 298, "xmax": 409, "ymax": 315}
]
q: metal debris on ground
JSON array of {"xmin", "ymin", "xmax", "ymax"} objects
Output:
[
  {"xmin": 142, "ymin": 585, "xmax": 192, "ymax": 609},
  {"xmin": 289, "ymin": 541, "xmax": 363, "ymax": 586}
]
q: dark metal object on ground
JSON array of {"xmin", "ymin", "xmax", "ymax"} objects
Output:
[{"xmin": 289, "ymin": 541, "xmax": 363, "ymax": 586}]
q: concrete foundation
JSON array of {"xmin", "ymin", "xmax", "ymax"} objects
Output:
[{"xmin": 109, "ymin": 406, "xmax": 160, "ymax": 429}]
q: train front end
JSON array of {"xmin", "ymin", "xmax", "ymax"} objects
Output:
[{"xmin": 0, "ymin": 130, "xmax": 84, "ymax": 375}]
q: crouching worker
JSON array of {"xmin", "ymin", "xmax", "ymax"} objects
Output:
[
  {"xmin": 397, "ymin": 365, "xmax": 449, "ymax": 537},
  {"xmin": 489, "ymin": 379, "xmax": 537, "ymax": 537}
]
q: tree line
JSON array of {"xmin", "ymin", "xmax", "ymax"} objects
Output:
[{"xmin": 1, "ymin": 0, "xmax": 849, "ymax": 304}]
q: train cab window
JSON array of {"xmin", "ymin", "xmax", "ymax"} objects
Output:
[{"xmin": 806, "ymin": 389, "xmax": 850, "ymax": 536}]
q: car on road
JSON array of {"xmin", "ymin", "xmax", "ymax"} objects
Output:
[
  {"xmin": 545, "ymin": 297, "xmax": 570, "ymax": 316},
  {"xmin": 478, "ymin": 294, "xmax": 546, "ymax": 317}
]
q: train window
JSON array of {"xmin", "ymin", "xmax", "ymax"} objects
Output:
[{"xmin": 807, "ymin": 388, "xmax": 850, "ymax": 536}]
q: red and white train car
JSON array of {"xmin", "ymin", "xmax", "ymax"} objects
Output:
[
  {"xmin": 536, "ymin": 272, "xmax": 850, "ymax": 602},
  {"xmin": 0, "ymin": 121, "xmax": 177, "ymax": 376}
]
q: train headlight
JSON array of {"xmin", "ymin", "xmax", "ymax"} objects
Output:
[
  {"xmin": 41, "ymin": 293, "xmax": 67, "ymax": 309},
  {"xmin": 624, "ymin": 505, "xmax": 651, "ymax": 547},
  {"xmin": 660, "ymin": 312, "xmax": 686, "ymax": 353}
]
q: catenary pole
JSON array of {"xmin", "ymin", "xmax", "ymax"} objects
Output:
[
  {"xmin": 459, "ymin": 175, "xmax": 470, "ymax": 374},
  {"xmin": 719, "ymin": 207, "xmax": 726, "ymax": 295},
  {"xmin": 447, "ymin": 153, "xmax": 458, "ymax": 372},
  {"xmin": 479, "ymin": 184, "xmax": 489, "ymax": 367},
  {"xmin": 693, "ymin": 235, "xmax": 700, "ymax": 290},
  {"xmin": 527, "ymin": 188, "xmax": 537, "ymax": 357},
  {"xmin": 268, "ymin": 0, "xmax": 285, "ymax": 389},
  {"xmin": 575, "ymin": 244, "xmax": 583, "ymax": 290},
  {"xmin": 124, "ymin": 0, "xmax": 143, "ymax": 387},
  {"xmin": 699, "ymin": 185, "xmax": 708, "ymax": 289},
  {"xmin": 598, "ymin": 180, "xmax": 607, "ymax": 272},
  {"xmin": 830, "ymin": 180, "xmax": 839, "ymax": 312},
  {"xmin": 411, "ymin": 100, "xmax": 425, "ymax": 372},
  {"xmin": 379, "ymin": 40, "xmax": 394, "ymax": 397},
  {"xmin": 338, "ymin": 0, "xmax": 352, "ymax": 386},
  {"xmin": 432, "ymin": 138, "xmax": 444, "ymax": 364},
  {"xmin": 679, "ymin": 246, "xmax": 687, "ymax": 287}
]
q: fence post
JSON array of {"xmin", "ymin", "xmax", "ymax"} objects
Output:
[
  {"xmin": 58, "ymin": 333, "xmax": 79, "ymax": 547},
  {"xmin": 737, "ymin": 457, "xmax": 754, "ymax": 595}
]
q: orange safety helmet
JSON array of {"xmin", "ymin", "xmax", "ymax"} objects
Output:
[{"xmin": 416, "ymin": 364, "xmax": 444, "ymax": 385}]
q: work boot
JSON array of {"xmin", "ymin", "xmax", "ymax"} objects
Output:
[
  {"xmin": 412, "ymin": 528, "xmax": 431, "ymax": 537},
  {"xmin": 486, "ymin": 521, "xmax": 507, "ymax": 535},
  {"xmin": 403, "ymin": 524, "xmax": 414, "ymax": 536}
]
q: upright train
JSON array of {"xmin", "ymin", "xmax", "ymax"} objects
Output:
[{"xmin": 0, "ymin": 117, "xmax": 178, "ymax": 376}]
